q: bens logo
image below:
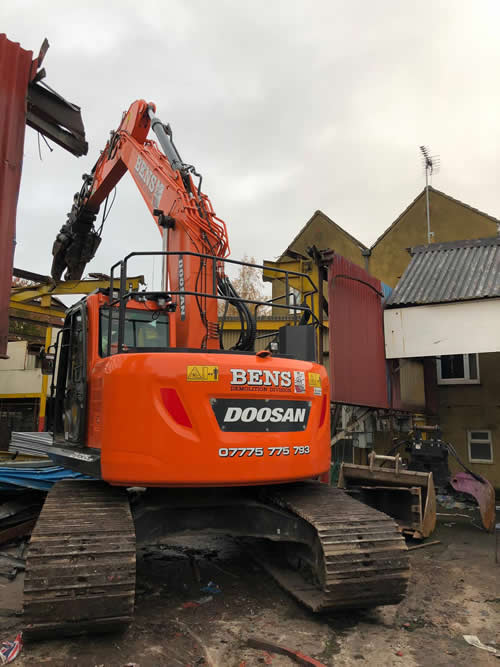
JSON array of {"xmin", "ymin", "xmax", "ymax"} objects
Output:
[
  {"xmin": 224, "ymin": 406, "xmax": 306, "ymax": 424},
  {"xmin": 230, "ymin": 369, "xmax": 292, "ymax": 387},
  {"xmin": 134, "ymin": 155, "xmax": 165, "ymax": 208}
]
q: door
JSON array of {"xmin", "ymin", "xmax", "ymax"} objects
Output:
[{"xmin": 52, "ymin": 305, "xmax": 87, "ymax": 444}]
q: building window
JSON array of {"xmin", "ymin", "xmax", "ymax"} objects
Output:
[
  {"xmin": 437, "ymin": 354, "xmax": 480, "ymax": 385},
  {"xmin": 468, "ymin": 430, "xmax": 493, "ymax": 464}
]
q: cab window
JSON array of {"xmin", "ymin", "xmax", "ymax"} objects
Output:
[{"xmin": 100, "ymin": 308, "xmax": 169, "ymax": 355}]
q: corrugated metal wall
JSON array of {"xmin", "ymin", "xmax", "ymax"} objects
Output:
[
  {"xmin": 328, "ymin": 254, "xmax": 388, "ymax": 408},
  {"xmin": 0, "ymin": 35, "xmax": 36, "ymax": 357}
]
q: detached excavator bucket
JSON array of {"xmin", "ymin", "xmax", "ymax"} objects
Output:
[
  {"xmin": 338, "ymin": 453, "xmax": 436, "ymax": 539},
  {"xmin": 450, "ymin": 472, "xmax": 496, "ymax": 533}
]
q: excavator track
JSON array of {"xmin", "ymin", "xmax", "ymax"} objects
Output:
[
  {"xmin": 258, "ymin": 482, "xmax": 410, "ymax": 611},
  {"xmin": 24, "ymin": 480, "xmax": 136, "ymax": 639}
]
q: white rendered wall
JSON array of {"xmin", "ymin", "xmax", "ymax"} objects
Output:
[
  {"xmin": 0, "ymin": 341, "xmax": 28, "ymax": 370},
  {"xmin": 384, "ymin": 298, "xmax": 500, "ymax": 359},
  {"xmin": 0, "ymin": 342, "xmax": 42, "ymax": 395}
]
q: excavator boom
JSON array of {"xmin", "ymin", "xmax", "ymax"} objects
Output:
[{"xmin": 51, "ymin": 100, "xmax": 229, "ymax": 349}]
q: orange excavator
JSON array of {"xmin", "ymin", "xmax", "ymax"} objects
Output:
[{"xmin": 22, "ymin": 101, "xmax": 409, "ymax": 638}]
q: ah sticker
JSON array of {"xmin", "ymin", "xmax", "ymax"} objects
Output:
[
  {"xmin": 313, "ymin": 386, "xmax": 322, "ymax": 396},
  {"xmin": 187, "ymin": 366, "xmax": 219, "ymax": 382},
  {"xmin": 308, "ymin": 372, "xmax": 321, "ymax": 388},
  {"xmin": 294, "ymin": 370, "xmax": 306, "ymax": 393}
]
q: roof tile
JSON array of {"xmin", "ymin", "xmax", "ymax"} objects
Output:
[{"xmin": 385, "ymin": 237, "xmax": 500, "ymax": 307}]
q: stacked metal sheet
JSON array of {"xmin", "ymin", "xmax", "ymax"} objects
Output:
[
  {"xmin": 9, "ymin": 431, "xmax": 54, "ymax": 457},
  {"xmin": 4, "ymin": 432, "xmax": 90, "ymax": 490}
]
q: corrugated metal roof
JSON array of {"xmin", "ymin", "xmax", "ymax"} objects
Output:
[
  {"xmin": 385, "ymin": 237, "xmax": 500, "ymax": 307},
  {"xmin": 0, "ymin": 35, "xmax": 36, "ymax": 358}
]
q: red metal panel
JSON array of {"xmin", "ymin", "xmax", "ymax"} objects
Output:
[
  {"xmin": 0, "ymin": 35, "xmax": 36, "ymax": 357},
  {"xmin": 328, "ymin": 255, "xmax": 388, "ymax": 408}
]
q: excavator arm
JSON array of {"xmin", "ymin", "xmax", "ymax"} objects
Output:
[
  {"xmin": 51, "ymin": 99, "xmax": 238, "ymax": 349},
  {"xmin": 52, "ymin": 100, "xmax": 229, "ymax": 281}
]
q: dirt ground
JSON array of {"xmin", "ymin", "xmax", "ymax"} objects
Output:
[{"xmin": 0, "ymin": 511, "xmax": 498, "ymax": 667}]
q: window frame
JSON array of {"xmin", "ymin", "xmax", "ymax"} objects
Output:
[
  {"xmin": 436, "ymin": 353, "xmax": 480, "ymax": 385},
  {"xmin": 99, "ymin": 306, "xmax": 170, "ymax": 357},
  {"xmin": 467, "ymin": 430, "xmax": 493, "ymax": 464}
]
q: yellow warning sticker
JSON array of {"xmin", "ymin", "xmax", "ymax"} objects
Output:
[
  {"xmin": 308, "ymin": 372, "xmax": 321, "ymax": 388},
  {"xmin": 187, "ymin": 366, "xmax": 219, "ymax": 382}
]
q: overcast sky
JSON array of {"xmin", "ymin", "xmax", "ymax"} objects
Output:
[{"xmin": 5, "ymin": 0, "xmax": 500, "ymax": 291}]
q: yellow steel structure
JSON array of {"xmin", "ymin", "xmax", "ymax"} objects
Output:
[
  {"xmin": 263, "ymin": 258, "xmax": 325, "ymax": 359},
  {"xmin": 6, "ymin": 275, "xmax": 144, "ymax": 430},
  {"xmin": 0, "ymin": 393, "xmax": 42, "ymax": 399},
  {"xmin": 38, "ymin": 325, "xmax": 52, "ymax": 429},
  {"xmin": 8, "ymin": 301, "xmax": 66, "ymax": 319},
  {"xmin": 220, "ymin": 318, "xmax": 309, "ymax": 331},
  {"xmin": 10, "ymin": 276, "xmax": 144, "ymax": 304}
]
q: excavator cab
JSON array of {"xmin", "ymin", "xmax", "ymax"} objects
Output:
[{"xmin": 48, "ymin": 292, "xmax": 172, "ymax": 447}]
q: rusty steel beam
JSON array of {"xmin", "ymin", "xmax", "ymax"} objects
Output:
[
  {"xmin": 13, "ymin": 267, "xmax": 51, "ymax": 283},
  {"xmin": 26, "ymin": 110, "xmax": 86, "ymax": 157},
  {"xmin": 27, "ymin": 82, "xmax": 86, "ymax": 140}
]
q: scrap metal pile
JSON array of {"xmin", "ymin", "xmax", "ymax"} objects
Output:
[
  {"xmin": 338, "ymin": 426, "xmax": 496, "ymax": 537},
  {"xmin": 5, "ymin": 433, "xmax": 90, "ymax": 491}
]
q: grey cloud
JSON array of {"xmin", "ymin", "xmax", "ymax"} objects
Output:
[{"xmin": 7, "ymin": 0, "xmax": 500, "ymax": 290}]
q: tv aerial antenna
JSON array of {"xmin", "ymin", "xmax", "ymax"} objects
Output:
[{"xmin": 419, "ymin": 146, "xmax": 440, "ymax": 243}]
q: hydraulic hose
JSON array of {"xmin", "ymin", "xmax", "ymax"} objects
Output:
[{"xmin": 217, "ymin": 275, "xmax": 256, "ymax": 351}]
